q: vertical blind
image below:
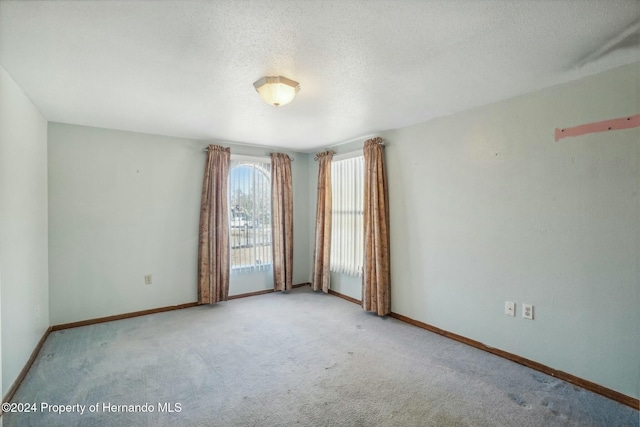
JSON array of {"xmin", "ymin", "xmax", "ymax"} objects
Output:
[
  {"xmin": 229, "ymin": 159, "xmax": 272, "ymax": 271},
  {"xmin": 330, "ymin": 155, "xmax": 364, "ymax": 276}
]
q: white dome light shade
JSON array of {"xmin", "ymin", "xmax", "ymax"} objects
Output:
[{"xmin": 253, "ymin": 76, "xmax": 300, "ymax": 107}]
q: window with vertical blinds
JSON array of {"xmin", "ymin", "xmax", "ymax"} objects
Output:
[
  {"xmin": 330, "ymin": 155, "xmax": 364, "ymax": 276},
  {"xmin": 229, "ymin": 157, "xmax": 272, "ymax": 271}
]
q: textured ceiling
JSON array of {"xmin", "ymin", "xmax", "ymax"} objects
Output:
[{"xmin": 1, "ymin": 0, "xmax": 639, "ymax": 152}]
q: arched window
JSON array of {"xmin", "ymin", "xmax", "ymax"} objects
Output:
[{"xmin": 229, "ymin": 156, "xmax": 272, "ymax": 271}]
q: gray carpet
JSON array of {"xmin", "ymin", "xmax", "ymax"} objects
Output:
[{"xmin": 5, "ymin": 287, "xmax": 639, "ymax": 427}]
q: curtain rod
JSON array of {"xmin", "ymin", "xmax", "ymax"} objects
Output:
[
  {"xmin": 202, "ymin": 147, "xmax": 294, "ymax": 161},
  {"xmin": 314, "ymin": 139, "xmax": 385, "ymax": 161},
  {"xmin": 313, "ymin": 150, "xmax": 335, "ymax": 161}
]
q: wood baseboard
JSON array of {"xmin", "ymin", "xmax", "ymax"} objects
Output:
[
  {"xmin": 51, "ymin": 302, "xmax": 198, "ymax": 331},
  {"xmin": 53, "ymin": 283, "xmax": 312, "ymax": 330},
  {"xmin": 2, "ymin": 326, "xmax": 52, "ymax": 408},
  {"xmin": 328, "ymin": 289, "xmax": 362, "ymax": 305},
  {"xmin": 293, "ymin": 282, "xmax": 311, "ymax": 288},
  {"xmin": 389, "ymin": 312, "xmax": 639, "ymax": 410},
  {"xmin": 228, "ymin": 282, "xmax": 311, "ymax": 300},
  {"xmin": 13, "ymin": 286, "xmax": 634, "ymax": 411},
  {"xmin": 228, "ymin": 289, "xmax": 274, "ymax": 300},
  {"xmin": 326, "ymin": 289, "xmax": 639, "ymax": 410},
  {"xmin": 1, "ymin": 282, "xmax": 316, "ymax": 411}
]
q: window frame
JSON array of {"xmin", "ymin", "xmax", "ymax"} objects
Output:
[
  {"xmin": 330, "ymin": 151, "xmax": 364, "ymax": 276},
  {"xmin": 228, "ymin": 154, "xmax": 272, "ymax": 272}
]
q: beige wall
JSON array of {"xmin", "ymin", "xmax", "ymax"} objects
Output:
[
  {"xmin": 0, "ymin": 66, "xmax": 49, "ymax": 396},
  {"xmin": 48, "ymin": 124, "xmax": 312, "ymax": 325},
  {"xmin": 309, "ymin": 63, "xmax": 640, "ymax": 399},
  {"xmin": 382, "ymin": 62, "xmax": 639, "ymax": 398},
  {"xmin": 7, "ymin": 59, "xmax": 640, "ymax": 402}
]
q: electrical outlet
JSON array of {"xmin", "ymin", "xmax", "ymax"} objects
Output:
[
  {"xmin": 144, "ymin": 274, "xmax": 152, "ymax": 285},
  {"xmin": 505, "ymin": 301, "xmax": 515, "ymax": 317},
  {"xmin": 522, "ymin": 303, "xmax": 534, "ymax": 320}
]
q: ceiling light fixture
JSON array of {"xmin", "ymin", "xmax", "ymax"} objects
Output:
[{"xmin": 253, "ymin": 76, "xmax": 300, "ymax": 107}]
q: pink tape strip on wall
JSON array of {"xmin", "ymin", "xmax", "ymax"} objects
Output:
[{"xmin": 555, "ymin": 114, "xmax": 640, "ymax": 142}]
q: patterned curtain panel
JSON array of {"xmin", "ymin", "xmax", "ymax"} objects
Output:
[
  {"xmin": 271, "ymin": 153, "xmax": 294, "ymax": 292},
  {"xmin": 198, "ymin": 144, "xmax": 231, "ymax": 304},
  {"xmin": 312, "ymin": 151, "xmax": 334, "ymax": 292},
  {"xmin": 362, "ymin": 137, "xmax": 391, "ymax": 316}
]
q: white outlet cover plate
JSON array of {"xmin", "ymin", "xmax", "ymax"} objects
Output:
[
  {"xmin": 505, "ymin": 301, "xmax": 515, "ymax": 316},
  {"xmin": 523, "ymin": 303, "xmax": 534, "ymax": 320}
]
